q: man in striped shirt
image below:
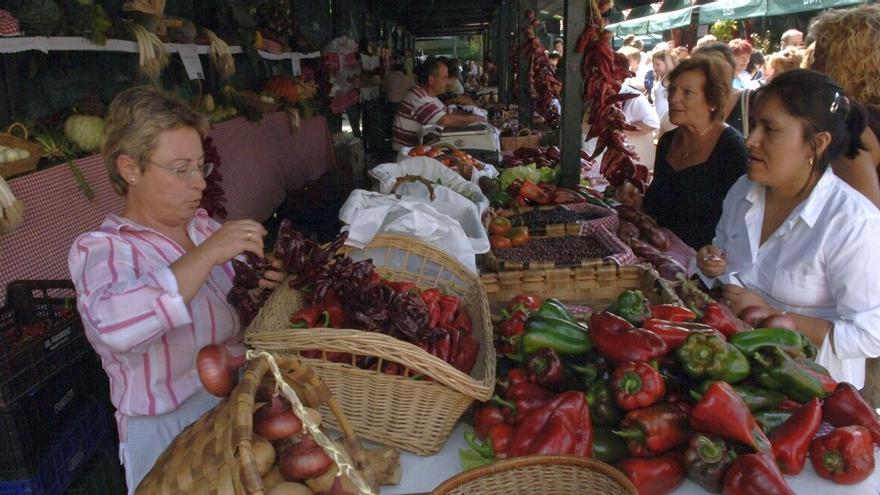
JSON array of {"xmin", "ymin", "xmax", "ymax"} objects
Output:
[{"xmin": 392, "ymin": 57, "xmax": 484, "ymax": 151}]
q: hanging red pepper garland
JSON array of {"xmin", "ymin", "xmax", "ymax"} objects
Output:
[
  {"xmin": 199, "ymin": 136, "xmax": 228, "ymax": 220},
  {"xmin": 514, "ymin": 10, "xmax": 562, "ymax": 129},
  {"xmin": 576, "ymin": 0, "xmax": 647, "ymax": 191}
]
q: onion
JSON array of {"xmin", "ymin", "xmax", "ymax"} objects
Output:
[
  {"xmin": 254, "ymin": 395, "xmax": 303, "ymax": 441},
  {"xmin": 253, "ymin": 435, "xmax": 277, "ymax": 476},
  {"xmin": 739, "ymin": 306, "xmax": 774, "ymax": 327},
  {"xmin": 267, "ymin": 482, "xmax": 314, "ymax": 495},
  {"xmin": 759, "ymin": 313, "xmax": 798, "ymax": 331},
  {"xmin": 280, "ymin": 435, "xmax": 333, "ymax": 481},
  {"xmin": 197, "ymin": 344, "xmax": 247, "ymax": 397}
]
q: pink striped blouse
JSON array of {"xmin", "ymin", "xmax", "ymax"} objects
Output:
[{"xmin": 68, "ymin": 209, "xmax": 244, "ymax": 439}]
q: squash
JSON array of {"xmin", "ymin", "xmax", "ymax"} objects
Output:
[
  {"xmin": 264, "ymin": 76, "xmax": 299, "ymax": 104},
  {"xmin": 63, "ymin": 115, "xmax": 105, "ymax": 153}
]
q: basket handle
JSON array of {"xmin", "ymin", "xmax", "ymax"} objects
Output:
[
  {"xmin": 517, "ymin": 128, "xmax": 532, "ymax": 137},
  {"xmin": 389, "ymin": 174, "xmax": 436, "ymax": 201},
  {"xmin": 5, "ymin": 123, "xmax": 29, "ymax": 140}
]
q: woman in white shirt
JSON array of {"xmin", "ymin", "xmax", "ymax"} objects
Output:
[{"xmin": 697, "ymin": 70, "xmax": 880, "ymax": 388}]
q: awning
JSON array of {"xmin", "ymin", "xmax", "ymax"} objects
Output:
[
  {"xmin": 698, "ymin": 0, "xmax": 768, "ymax": 24},
  {"xmin": 765, "ymin": 0, "xmax": 866, "ymax": 16},
  {"xmin": 607, "ymin": 5, "xmax": 697, "ymax": 36}
]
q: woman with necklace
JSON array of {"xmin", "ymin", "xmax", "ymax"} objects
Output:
[
  {"xmin": 618, "ymin": 55, "xmax": 747, "ymax": 249},
  {"xmin": 697, "ymin": 70, "xmax": 880, "ymax": 387}
]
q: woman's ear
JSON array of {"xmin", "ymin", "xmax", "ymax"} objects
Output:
[
  {"xmin": 813, "ymin": 131, "xmax": 832, "ymax": 161},
  {"xmin": 117, "ymin": 154, "xmax": 140, "ymax": 183}
]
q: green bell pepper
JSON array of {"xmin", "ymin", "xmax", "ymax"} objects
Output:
[
  {"xmin": 563, "ymin": 352, "xmax": 605, "ymax": 388},
  {"xmin": 586, "ymin": 380, "xmax": 623, "ymax": 427},
  {"xmin": 677, "ymin": 333, "xmax": 750, "ymax": 384},
  {"xmin": 751, "ymin": 345, "xmax": 827, "ymax": 403},
  {"xmin": 592, "ymin": 426, "xmax": 629, "ymax": 464},
  {"xmin": 535, "ymin": 298, "xmax": 577, "ymax": 323},
  {"xmin": 607, "ymin": 289, "xmax": 652, "ymax": 326},
  {"xmin": 753, "ymin": 409, "xmax": 794, "ymax": 435},
  {"xmin": 522, "ymin": 315, "xmax": 591, "ymax": 355},
  {"xmin": 730, "ymin": 327, "xmax": 817, "ymax": 360},
  {"xmin": 695, "ymin": 380, "xmax": 786, "ymax": 412}
]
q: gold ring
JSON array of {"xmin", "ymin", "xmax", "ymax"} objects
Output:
[{"xmin": 246, "ymin": 232, "xmax": 253, "ymax": 241}]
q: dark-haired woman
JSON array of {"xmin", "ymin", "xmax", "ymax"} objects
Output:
[{"xmin": 697, "ymin": 69, "xmax": 880, "ymax": 387}]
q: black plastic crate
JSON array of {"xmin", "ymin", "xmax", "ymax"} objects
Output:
[
  {"xmin": 65, "ymin": 436, "xmax": 124, "ymax": 495},
  {"xmin": 0, "ymin": 280, "xmax": 90, "ymax": 409},
  {"xmin": 0, "ymin": 397, "xmax": 112, "ymax": 495},
  {"xmin": 0, "ymin": 351, "xmax": 106, "ymax": 480}
]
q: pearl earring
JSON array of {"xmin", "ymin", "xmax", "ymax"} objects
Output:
[{"xmin": 129, "ymin": 177, "xmax": 136, "ymax": 183}]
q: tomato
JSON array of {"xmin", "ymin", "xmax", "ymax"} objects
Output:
[
  {"xmin": 509, "ymin": 227, "xmax": 530, "ymax": 247},
  {"xmin": 426, "ymin": 148, "xmax": 442, "ymax": 158},
  {"xmin": 409, "ymin": 145, "xmax": 428, "ymax": 156},
  {"xmin": 488, "ymin": 217, "xmax": 512, "ymax": 236},
  {"xmin": 490, "ymin": 235, "xmax": 512, "ymax": 250}
]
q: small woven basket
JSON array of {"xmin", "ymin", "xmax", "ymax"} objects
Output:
[
  {"xmin": 0, "ymin": 123, "xmax": 41, "ymax": 179},
  {"xmin": 136, "ymin": 353, "xmax": 375, "ymax": 495},
  {"xmin": 246, "ymin": 235, "xmax": 496, "ymax": 455},
  {"xmin": 239, "ymin": 90, "xmax": 281, "ymax": 114},
  {"xmin": 431, "ymin": 455, "xmax": 637, "ymax": 495},
  {"xmin": 480, "ymin": 263, "xmax": 682, "ymax": 311},
  {"xmin": 500, "ymin": 128, "xmax": 540, "ymax": 152}
]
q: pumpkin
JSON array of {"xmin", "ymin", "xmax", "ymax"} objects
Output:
[
  {"xmin": 264, "ymin": 76, "xmax": 299, "ymax": 104},
  {"xmin": 63, "ymin": 115, "xmax": 105, "ymax": 153}
]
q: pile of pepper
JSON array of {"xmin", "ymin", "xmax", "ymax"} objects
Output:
[
  {"xmin": 462, "ymin": 290, "xmax": 880, "ymax": 494},
  {"xmin": 515, "ymin": 10, "xmax": 561, "ymax": 129}
]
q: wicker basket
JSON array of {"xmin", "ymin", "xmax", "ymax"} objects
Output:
[
  {"xmin": 239, "ymin": 90, "xmax": 281, "ymax": 114},
  {"xmin": 431, "ymin": 455, "xmax": 637, "ymax": 495},
  {"xmin": 500, "ymin": 128, "xmax": 540, "ymax": 152},
  {"xmin": 480, "ymin": 263, "xmax": 682, "ymax": 311},
  {"xmin": 496, "ymin": 203, "xmax": 617, "ymax": 237},
  {"xmin": 137, "ymin": 353, "xmax": 377, "ymax": 495},
  {"xmin": 245, "ymin": 235, "xmax": 496, "ymax": 455},
  {"xmin": 0, "ymin": 124, "xmax": 42, "ymax": 179}
]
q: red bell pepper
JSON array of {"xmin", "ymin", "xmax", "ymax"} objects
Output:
[
  {"xmin": 321, "ymin": 289, "xmax": 345, "ymax": 328},
  {"xmin": 722, "ymin": 452, "xmax": 796, "ymax": 495},
  {"xmin": 518, "ymin": 179, "xmax": 552, "ymax": 205},
  {"xmin": 487, "ymin": 423, "xmax": 514, "ymax": 459},
  {"xmin": 699, "ymin": 302, "xmax": 750, "ymax": 338},
  {"xmin": 421, "ymin": 288, "xmax": 442, "ymax": 328},
  {"xmin": 611, "ymin": 361, "xmax": 666, "ymax": 410},
  {"xmin": 507, "ymin": 390, "xmax": 592, "ymax": 457},
  {"xmin": 810, "ymin": 426, "xmax": 875, "ymax": 484},
  {"xmin": 614, "ymin": 403, "xmax": 690, "ymax": 457},
  {"xmin": 526, "ymin": 348, "xmax": 574, "ymax": 391},
  {"xmin": 795, "ymin": 357, "xmax": 837, "ymax": 395},
  {"xmin": 439, "ymin": 295, "xmax": 461, "ymax": 327},
  {"xmin": 642, "ymin": 319, "xmax": 724, "ymax": 350},
  {"xmin": 495, "ymin": 381, "xmax": 558, "ymax": 425},
  {"xmin": 473, "ymin": 405, "xmax": 507, "ymax": 439},
  {"xmin": 508, "ymin": 294, "xmax": 543, "ymax": 313},
  {"xmin": 450, "ymin": 308, "xmax": 472, "ymax": 335},
  {"xmin": 648, "ymin": 304, "xmax": 696, "ymax": 322},
  {"xmin": 498, "ymin": 310, "xmax": 528, "ymax": 358},
  {"xmin": 451, "ymin": 333, "xmax": 478, "ymax": 374},
  {"xmin": 589, "ymin": 312, "xmax": 668, "ymax": 366},
  {"xmin": 823, "ymin": 382, "xmax": 880, "ymax": 444},
  {"xmin": 290, "ymin": 305, "xmax": 329, "ymax": 328},
  {"xmin": 619, "ymin": 451, "xmax": 686, "ymax": 495},
  {"xmin": 769, "ymin": 397, "xmax": 822, "ymax": 475},
  {"xmin": 690, "ymin": 381, "xmax": 772, "ymax": 454}
]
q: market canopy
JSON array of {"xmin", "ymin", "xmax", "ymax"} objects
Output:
[
  {"xmin": 699, "ymin": 0, "xmax": 867, "ymax": 23},
  {"xmin": 765, "ymin": 0, "xmax": 867, "ymax": 16},
  {"xmin": 606, "ymin": 6, "xmax": 697, "ymax": 36}
]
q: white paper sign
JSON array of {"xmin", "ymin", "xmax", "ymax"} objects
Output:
[
  {"xmin": 177, "ymin": 45, "xmax": 204, "ymax": 80},
  {"xmin": 290, "ymin": 55, "xmax": 301, "ymax": 76}
]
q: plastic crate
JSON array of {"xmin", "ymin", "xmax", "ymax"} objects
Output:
[
  {"xmin": 0, "ymin": 351, "xmax": 106, "ymax": 479},
  {"xmin": 65, "ymin": 436, "xmax": 124, "ymax": 495},
  {"xmin": 0, "ymin": 280, "xmax": 90, "ymax": 409},
  {"xmin": 0, "ymin": 397, "xmax": 112, "ymax": 495}
]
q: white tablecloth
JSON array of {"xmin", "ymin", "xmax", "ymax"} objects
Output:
[{"xmin": 376, "ymin": 422, "xmax": 880, "ymax": 495}]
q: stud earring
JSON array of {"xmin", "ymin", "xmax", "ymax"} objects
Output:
[{"xmin": 129, "ymin": 177, "xmax": 136, "ymax": 184}]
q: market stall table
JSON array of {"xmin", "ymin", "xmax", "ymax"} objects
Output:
[{"xmin": 378, "ymin": 422, "xmax": 880, "ymax": 495}]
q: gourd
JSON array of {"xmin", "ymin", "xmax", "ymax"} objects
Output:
[
  {"xmin": 264, "ymin": 76, "xmax": 299, "ymax": 104},
  {"xmin": 63, "ymin": 115, "xmax": 106, "ymax": 153}
]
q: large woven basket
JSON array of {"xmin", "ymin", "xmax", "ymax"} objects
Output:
[
  {"xmin": 480, "ymin": 263, "xmax": 682, "ymax": 311},
  {"xmin": 500, "ymin": 128, "xmax": 540, "ymax": 152},
  {"xmin": 136, "ymin": 353, "xmax": 375, "ymax": 495},
  {"xmin": 245, "ymin": 235, "xmax": 496, "ymax": 455},
  {"xmin": 431, "ymin": 455, "xmax": 637, "ymax": 495},
  {"xmin": 0, "ymin": 124, "xmax": 41, "ymax": 179}
]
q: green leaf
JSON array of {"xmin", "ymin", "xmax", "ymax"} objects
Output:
[{"xmin": 459, "ymin": 447, "xmax": 493, "ymax": 471}]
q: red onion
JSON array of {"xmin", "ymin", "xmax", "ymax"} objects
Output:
[
  {"xmin": 759, "ymin": 313, "xmax": 798, "ymax": 331},
  {"xmin": 739, "ymin": 306, "xmax": 774, "ymax": 327},
  {"xmin": 280, "ymin": 435, "xmax": 333, "ymax": 481},
  {"xmin": 196, "ymin": 344, "xmax": 247, "ymax": 397},
  {"xmin": 254, "ymin": 395, "xmax": 303, "ymax": 441}
]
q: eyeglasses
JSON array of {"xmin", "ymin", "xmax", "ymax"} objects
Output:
[{"xmin": 147, "ymin": 160, "xmax": 214, "ymax": 181}]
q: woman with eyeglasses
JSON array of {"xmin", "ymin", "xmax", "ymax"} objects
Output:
[
  {"xmin": 696, "ymin": 70, "xmax": 880, "ymax": 387},
  {"xmin": 67, "ymin": 86, "xmax": 284, "ymax": 493}
]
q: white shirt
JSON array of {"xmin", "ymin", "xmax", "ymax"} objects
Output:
[
  {"xmin": 621, "ymin": 84, "xmax": 660, "ymax": 169},
  {"xmin": 699, "ymin": 168, "xmax": 880, "ymax": 387},
  {"xmin": 652, "ymin": 80, "xmax": 669, "ymax": 125}
]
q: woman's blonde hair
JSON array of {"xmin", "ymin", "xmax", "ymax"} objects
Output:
[
  {"xmin": 808, "ymin": 4, "xmax": 880, "ymax": 105},
  {"xmin": 766, "ymin": 48, "xmax": 803, "ymax": 79},
  {"xmin": 102, "ymin": 85, "xmax": 208, "ymax": 195}
]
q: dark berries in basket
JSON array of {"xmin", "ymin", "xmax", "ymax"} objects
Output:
[{"xmin": 494, "ymin": 236, "xmax": 613, "ymax": 264}]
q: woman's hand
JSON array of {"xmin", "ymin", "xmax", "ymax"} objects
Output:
[
  {"xmin": 615, "ymin": 182, "xmax": 644, "ymax": 209},
  {"xmin": 259, "ymin": 257, "xmax": 286, "ymax": 290},
  {"xmin": 721, "ymin": 284, "xmax": 768, "ymax": 317},
  {"xmin": 697, "ymin": 245, "xmax": 727, "ymax": 278},
  {"xmin": 199, "ymin": 219, "xmax": 268, "ymax": 266}
]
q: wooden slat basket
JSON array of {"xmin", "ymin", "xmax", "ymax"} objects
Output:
[
  {"xmin": 0, "ymin": 124, "xmax": 41, "ymax": 179},
  {"xmin": 245, "ymin": 235, "xmax": 496, "ymax": 455},
  {"xmin": 431, "ymin": 455, "xmax": 637, "ymax": 495},
  {"xmin": 136, "ymin": 352, "xmax": 381, "ymax": 495},
  {"xmin": 480, "ymin": 263, "xmax": 682, "ymax": 311}
]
